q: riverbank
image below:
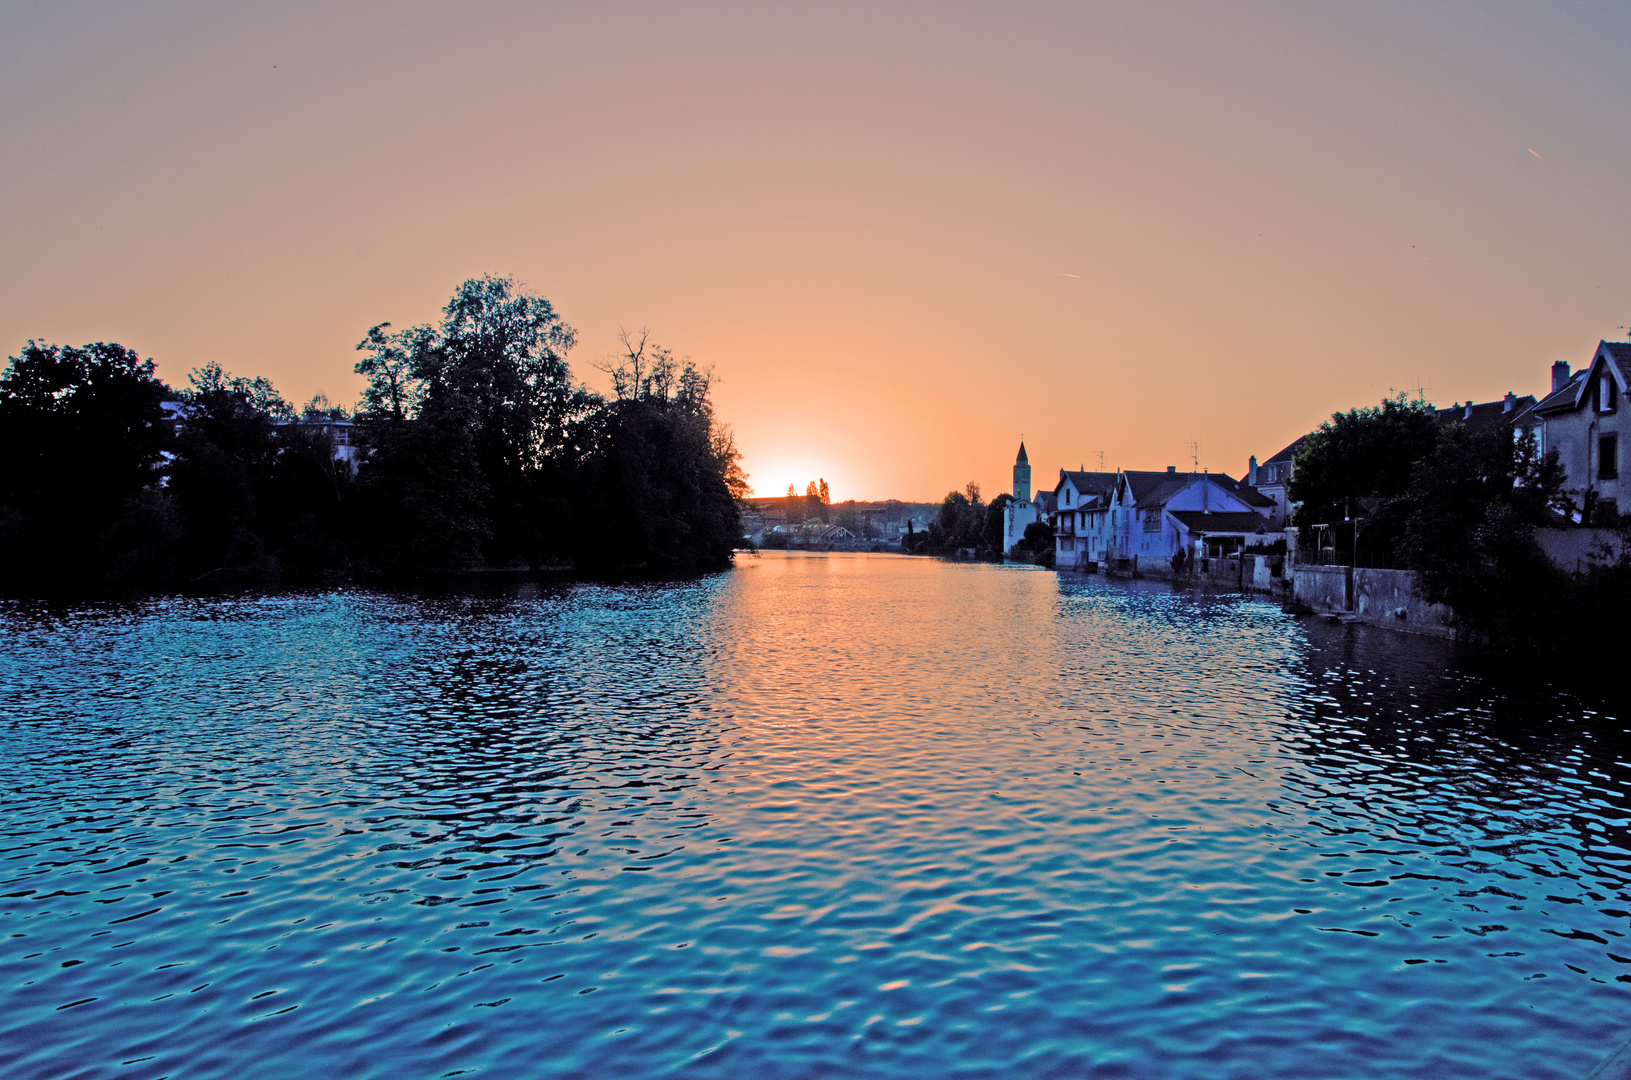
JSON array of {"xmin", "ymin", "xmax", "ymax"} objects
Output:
[{"xmin": 1062, "ymin": 555, "xmax": 1460, "ymax": 639}]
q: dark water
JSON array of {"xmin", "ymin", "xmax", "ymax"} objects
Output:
[{"xmin": 2, "ymin": 552, "xmax": 1627, "ymax": 1079}]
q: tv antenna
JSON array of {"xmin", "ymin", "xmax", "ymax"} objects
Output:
[
  {"xmin": 1095, "ymin": 449, "xmax": 1105, "ymax": 471},
  {"xmin": 1189, "ymin": 441, "xmax": 1201, "ymax": 472}
]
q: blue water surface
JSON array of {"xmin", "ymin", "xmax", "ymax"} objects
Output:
[{"xmin": 1, "ymin": 552, "xmax": 1627, "ymax": 1078}]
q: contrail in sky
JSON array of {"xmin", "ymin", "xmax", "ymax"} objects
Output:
[
  {"xmin": 1060, "ymin": 272, "xmax": 1080, "ymax": 278},
  {"xmin": 1528, "ymin": 148, "xmax": 1544, "ymax": 160}
]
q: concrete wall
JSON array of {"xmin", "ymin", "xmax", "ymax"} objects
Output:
[
  {"xmin": 1352, "ymin": 568, "xmax": 1456, "ymax": 639},
  {"xmin": 1251, "ymin": 555, "xmax": 1278, "ymax": 594},
  {"xmin": 1100, "ymin": 553, "xmax": 1284, "ymax": 595},
  {"xmin": 1292, "ymin": 564, "xmax": 1350, "ymax": 614},
  {"xmin": 1291, "ymin": 565, "xmax": 1456, "ymax": 638}
]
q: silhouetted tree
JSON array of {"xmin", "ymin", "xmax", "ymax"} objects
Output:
[
  {"xmin": 572, "ymin": 334, "xmax": 744, "ymax": 570},
  {"xmin": 1013, "ymin": 519, "xmax": 1056, "ymax": 567},
  {"xmin": 983, "ymin": 493, "xmax": 1012, "ymax": 556},
  {"xmin": 1396, "ymin": 424, "xmax": 1575, "ymax": 650},
  {"xmin": 1288, "ymin": 394, "xmax": 1439, "ymax": 559},
  {"xmin": 0, "ymin": 341, "xmax": 172, "ymax": 590},
  {"xmin": 785, "ymin": 483, "xmax": 807, "ymax": 526},
  {"xmin": 926, "ymin": 483, "xmax": 988, "ymax": 554},
  {"xmin": 354, "ymin": 276, "xmax": 583, "ymax": 566}
]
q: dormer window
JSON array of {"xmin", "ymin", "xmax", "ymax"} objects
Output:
[{"xmin": 1599, "ymin": 376, "xmax": 1617, "ymax": 413}]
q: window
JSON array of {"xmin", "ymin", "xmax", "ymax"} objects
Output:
[
  {"xmin": 1600, "ymin": 434, "xmax": 1618, "ymax": 480},
  {"xmin": 1143, "ymin": 510, "xmax": 1160, "ymax": 532},
  {"xmin": 1601, "ymin": 377, "xmax": 1618, "ymax": 413}
]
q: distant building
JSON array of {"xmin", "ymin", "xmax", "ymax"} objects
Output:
[
  {"xmin": 161, "ymin": 401, "xmax": 360, "ymax": 474},
  {"xmin": 1001, "ymin": 441, "xmax": 1043, "ymax": 554},
  {"xmin": 1248, "ymin": 436, "xmax": 1306, "ymax": 528},
  {"xmin": 281, "ymin": 416, "xmax": 360, "ymax": 473}
]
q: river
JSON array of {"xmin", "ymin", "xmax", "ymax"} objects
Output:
[{"xmin": 1, "ymin": 551, "xmax": 1626, "ymax": 1078}]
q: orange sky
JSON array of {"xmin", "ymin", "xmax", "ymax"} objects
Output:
[{"xmin": 4, "ymin": 3, "xmax": 1629, "ymax": 501}]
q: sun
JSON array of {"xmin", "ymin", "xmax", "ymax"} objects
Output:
[{"xmin": 748, "ymin": 455, "xmax": 832, "ymax": 499}]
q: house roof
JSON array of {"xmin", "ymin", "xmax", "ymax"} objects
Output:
[
  {"xmin": 1530, "ymin": 373, "xmax": 1586, "ymax": 416},
  {"xmin": 1434, "ymin": 396, "xmax": 1537, "ymax": 433},
  {"xmin": 1211, "ymin": 474, "xmax": 1276, "ymax": 508},
  {"xmin": 1058, "ymin": 467, "xmax": 1272, "ymax": 510},
  {"xmin": 1263, "ymin": 435, "xmax": 1308, "ymax": 465},
  {"xmin": 1167, "ymin": 510, "xmax": 1274, "ymax": 535},
  {"xmin": 1056, "ymin": 470, "xmax": 1119, "ymax": 498},
  {"xmin": 1122, "ymin": 470, "xmax": 1276, "ymax": 510},
  {"xmin": 1120, "ymin": 471, "xmax": 1190, "ymax": 506},
  {"xmin": 1532, "ymin": 341, "xmax": 1631, "ymax": 417},
  {"xmin": 1604, "ymin": 341, "xmax": 1631, "ymax": 382},
  {"xmin": 1033, "ymin": 491, "xmax": 1057, "ymax": 513}
]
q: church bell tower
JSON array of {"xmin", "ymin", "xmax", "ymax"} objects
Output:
[{"xmin": 1013, "ymin": 441, "xmax": 1031, "ymax": 503}]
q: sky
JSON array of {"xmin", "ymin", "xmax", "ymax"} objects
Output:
[{"xmin": 3, "ymin": 2, "xmax": 1630, "ymax": 502}]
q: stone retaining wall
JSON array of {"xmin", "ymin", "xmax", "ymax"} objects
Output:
[
  {"xmin": 1352, "ymin": 568, "xmax": 1456, "ymax": 638},
  {"xmin": 1290, "ymin": 565, "xmax": 1456, "ymax": 638}
]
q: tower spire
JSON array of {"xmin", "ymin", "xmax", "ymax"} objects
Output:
[{"xmin": 1013, "ymin": 438, "xmax": 1032, "ymax": 503}]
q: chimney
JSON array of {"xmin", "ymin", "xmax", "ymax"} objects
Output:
[
  {"xmin": 1248, "ymin": 455, "xmax": 1259, "ymax": 485},
  {"xmin": 1553, "ymin": 360, "xmax": 1571, "ymax": 393},
  {"xmin": 1463, "ymin": 401, "xmax": 1473, "ymax": 420},
  {"xmin": 1503, "ymin": 391, "xmax": 1515, "ymax": 413},
  {"xmin": 1166, "ymin": 465, "xmax": 1176, "ymax": 473}
]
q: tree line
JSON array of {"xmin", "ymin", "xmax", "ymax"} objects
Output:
[
  {"xmin": 1286, "ymin": 393, "xmax": 1629, "ymax": 657},
  {"xmin": 902, "ymin": 482, "xmax": 1015, "ymax": 558},
  {"xmin": 0, "ymin": 277, "xmax": 748, "ymax": 593}
]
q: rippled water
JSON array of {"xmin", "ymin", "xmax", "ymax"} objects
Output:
[{"xmin": 2, "ymin": 552, "xmax": 1628, "ymax": 1078}]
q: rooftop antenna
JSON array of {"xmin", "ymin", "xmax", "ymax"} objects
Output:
[
  {"xmin": 1189, "ymin": 441, "xmax": 1201, "ymax": 473},
  {"xmin": 1095, "ymin": 450, "xmax": 1105, "ymax": 471}
]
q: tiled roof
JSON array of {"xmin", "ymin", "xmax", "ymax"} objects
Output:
[
  {"xmin": 1532, "ymin": 342, "xmax": 1631, "ymax": 416},
  {"xmin": 1124, "ymin": 470, "xmax": 1275, "ymax": 510},
  {"xmin": 1057, "ymin": 470, "xmax": 1119, "ymax": 498},
  {"xmin": 1167, "ymin": 510, "xmax": 1274, "ymax": 534},
  {"xmin": 1434, "ymin": 397, "xmax": 1537, "ymax": 432},
  {"xmin": 1059, "ymin": 467, "xmax": 1272, "ymax": 510},
  {"xmin": 1263, "ymin": 435, "xmax": 1308, "ymax": 465},
  {"xmin": 1033, "ymin": 491, "xmax": 1057, "ymax": 513},
  {"xmin": 1532, "ymin": 372, "xmax": 1587, "ymax": 415},
  {"xmin": 1211, "ymin": 474, "xmax": 1276, "ymax": 508},
  {"xmin": 1603, "ymin": 341, "xmax": 1631, "ymax": 373},
  {"xmin": 1122, "ymin": 472, "xmax": 1191, "ymax": 505}
]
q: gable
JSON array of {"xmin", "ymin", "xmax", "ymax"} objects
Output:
[{"xmin": 1594, "ymin": 342, "xmax": 1630, "ymax": 393}]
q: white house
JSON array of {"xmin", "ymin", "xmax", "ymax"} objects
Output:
[
  {"xmin": 1053, "ymin": 467, "xmax": 1274, "ymax": 571},
  {"xmin": 1051, "ymin": 469, "xmax": 1118, "ymax": 570},
  {"xmin": 1518, "ymin": 340, "xmax": 1631, "ymax": 523}
]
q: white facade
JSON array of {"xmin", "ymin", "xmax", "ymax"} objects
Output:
[
  {"xmin": 1055, "ymin": 469, "xmax": 1270, "ymax": 569},
  {"xmin": 1525, "ymin": 342, "xmax": 1630, "ymax": 522}
]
